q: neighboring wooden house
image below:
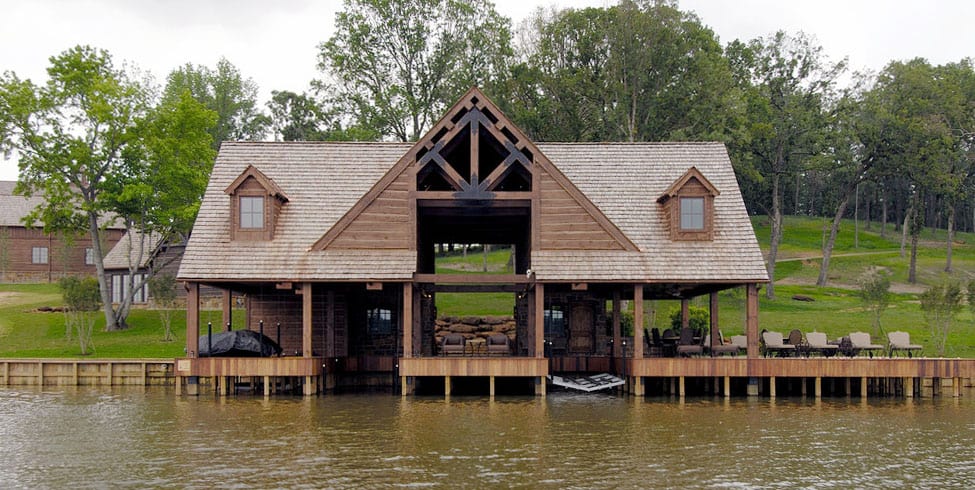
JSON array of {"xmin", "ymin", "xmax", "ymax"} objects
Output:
[
  {"xmin": 103, "ymin": 230, "xmax": 187, "ymax": 304},
  {"xmin": 0, "ymin": 181, "xmax": 124, "ymax": 283},
  {"xmin": 175, "ymin": 88, "xmax": 769, "ymax": 396}
]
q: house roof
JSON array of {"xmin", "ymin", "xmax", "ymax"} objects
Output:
[
  {"xmin": 0, "ymin": 180, "xmax": 125, "ymax": 229},
  {"xmin": 103, "ymin": 229, "xmax": 165, "ymax": 270},
  {"xmin": 177, "ymin": 141, "xmax": 769, "ymax": 284}
]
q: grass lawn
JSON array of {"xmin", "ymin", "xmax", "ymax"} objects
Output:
[{"xmin": 2, "ymin": 216, "xmax": 974, "ymax": 358}]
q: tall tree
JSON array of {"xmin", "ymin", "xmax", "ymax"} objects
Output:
[
  {"xmin": 266, "ymin": 90, "xmax": 329, "ymax": 141},
  {"xmin": 0, "ymin": 46, "xmax": 215, "ymax": 330},
  {"xmin": 163, "ymin": 57, "xmax": 268, "ymax": 149},
  {"xmin": 318, "ymin": 0, "xmax": 513, "ymax": 141},
  {"xmin": 727, "ymin": 31, "xmax": 845, "ymax": 298}
]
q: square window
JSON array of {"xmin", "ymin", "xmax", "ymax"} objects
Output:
[
  {"xmin": 544, "ymin": 308, "xmax": 564, "ymax": 336},
  {"xmin": 240, "ymin": 196, "xmax": 264, "ymax": 229},
  {"xmin": 32, "ymin": 246, "xmax": 48, "ymax": 264},
  {"xmin": 680, "ymin": 197, "xmax": 705, "ymax": 230},
  {"xmin": 85, "ymin": 248, "xmax": 94, "ymax": 265},
  {"xmin": 367, "ymin": 308, "xmax": 393, "ymax": 335}
]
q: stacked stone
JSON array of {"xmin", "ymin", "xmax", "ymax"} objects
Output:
[{"xmin": 434, "ymin": 315, "xmax": 516, "ymax": 346}]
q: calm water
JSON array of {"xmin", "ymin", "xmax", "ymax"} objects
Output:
[{"xmin": 1, "ymin": 388, "xmax": 974, "ymax": 489}]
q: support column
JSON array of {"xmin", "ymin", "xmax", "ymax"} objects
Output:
[
  {"xmin": 264, "ymin": 376, "xmax": 270, "ymax": 398},
  {"xmin": 769, "ymin": 376, "xmax": 776, "ymax": 399},
  {"xmin": 724, "ymin": 376, "xmax": 731, "ymax": 398},
  {"xmin": 185, "ymin": 282, "xmax": 200, "ymax": 396},
  {"xmin": 445, "ymin": 375, "xmax": 451, "ymax": 397},
  {"xmin": 861, "ymin": 376, "xmax": 868, "ymax": 398},
  {"xmin": 302, "ymin": 282, "xmax": 313, "ymax": 358},
  {"xmin": 745, "ymin": 284, "xmax": 759, "ymax": 358},
  {"xmin": 953, "ymin": 377, "xmax": 961, "ymax": 397},
  {"xmin": 222, "ymin": 289, "xmax": 233, "ymax": 331},
  {"xmin": 403, "ymin": 283, "xmax": 413, "ymax": 358},
  {"xmin": 815, "ymin": 377, "xmax": 822, "ymax": 398},
  {"xmin": 633, "ymin": 285, "xmax": 644, "ymax": 359},
  {"xmin": 612, "ymin": 291, "xmax": 621, "ymax": 359},
  {"xmin": 679, "ymin": 376, "xmax": 686, "ymax": 398},
  {"xmin": 489, "ymin": 376, "xmax": 496, "ymax": 398},
  {"xmin": 534, "ymin": 283, "xmax": 545, "ymax": 358},
  {"xmin": 709, "ymin": 292, "xmax": 719, "ymax": 355},
  {"xmin": 904, "ymin": 377, "xmax": 914, "ymax": 398},
  {"xmin": 680, "ymin": 298, "xmax": 690, "ymax": 330}
]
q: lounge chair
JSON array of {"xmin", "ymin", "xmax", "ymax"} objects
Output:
[
  {"xmin": 887, "ymin": 331, "xmax": 922, "ymax": 358},
  {"xmin": 730, "ymin": 335, "xmax": 747, "ymax": 354},
  {"xmin": 646, "ymin": 328, "xmax": 665, "ymax": 357},
  {"xmin": 676, "ymin": 327, "xmax": 703, "ymax": 357},
  {"xmin": 762, "ymin": 331, "xmax": 796, "ymax": 357},
  {"xmin": 849, "ymin": 332, "xmax": 883, "ymax": 358},
  {"xmin": 805, "ymin": 332, "xmax": 838, "ymax": 357},
  {"xmin": 441, "ymin": 333, "xmax": 466, "ymax": 356},
  {"xmin": 486, "ymin": 333, "xmax": 510, "ymax": 356},
  {"xmin": 711, "ymin": 330, "xmax": 740, "ymax": 356}
]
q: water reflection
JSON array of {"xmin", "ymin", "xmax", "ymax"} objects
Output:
[{"xmin": 0, "ymin": 388, "xmax": 973, "ymax": 488}]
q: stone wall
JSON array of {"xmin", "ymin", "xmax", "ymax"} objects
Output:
[{"xmin": 434, "ymin": 315, "xmax": 516, "ymax": 351}]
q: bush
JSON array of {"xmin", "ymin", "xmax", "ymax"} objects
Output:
[
  {"xmin": 59, "ymin": 276, "xmax": 101, "ymax": 355},
  {"xmin": 669, "ymin": 306, "xmax": 709, "ymax": 335}
]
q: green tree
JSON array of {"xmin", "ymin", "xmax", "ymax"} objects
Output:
[
  {"xmin": 319, "ymin": 0, "xmax": 513, "ymax": 141},
  {"xmin": 919, "ymin": 281, "xmax": 964, "ymax": 356},
  {"xmin": 148, "ymin": 273, "xmax": 179, "ymax": 342},
  {"xmin": 727, "ymin": 31, "xmax": 845, "ymax": 299},
  {"xmin": 0, "ymin": 46, "xmax": 150, "ymax": 331},
  {"xmin": 163, "ymin": 57, "xmax": 268, "ymax": 149},
  {"xmin": 0, "ymin": 46, "xmax": 215, "ymax": 330},
  {"xmin": 857, "ymin": 268, "xmax": 891, "ymax": 338},
  {"xmin": 59, "ymin": 276, "xmax": 101, "ymax": 355}
]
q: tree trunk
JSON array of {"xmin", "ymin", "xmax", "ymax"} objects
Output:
[
  {"xmin": 766, "ymin": 173, "xmax": 782, "ymax": 299},
  {"xmin": 817, "ymin": 194, "xmax": 850, "ymax": 287},
  {"xmin": 909, "ymin": 229, "xmax": 920, "ymax": 283},
  {"xmin": 87, "ymin": 211, "xmax": 118, "ymax": 331},
  {"xmin": 946, "ymin": 205, "xmax": 955, "ymax": 273},
  {"xmin": 881, "ymin": 195, "xmax": 888, "ymax": 238},
  {"xmin": 900, "ymin": 206, "xmax": 911, "ymax": 258}
]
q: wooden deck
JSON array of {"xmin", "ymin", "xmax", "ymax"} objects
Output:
[
  {"xmin": 627, "ymin": 357, "xmax": 975, "ymax": 378},
  {"xmin": 399, "ymin": 357, "xmax": 548, "ymax": 377},
  {"xmin": 175, "ymin": 357, "xmax": 323, "ymax": 377}
]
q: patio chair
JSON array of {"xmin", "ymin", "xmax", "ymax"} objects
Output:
[
  {"xmin": 887, "ymin": 331, "xmax": 922, "ymax": 358},
  {"xmin": 762, "ymin": 331, "xmax": 795, "ymax": 357},
  {"xmin": 711, "ymin": 330, "xmax": 740, "ymax": 356},
  {"xmin": 730, "ymin": 335, "xmax": 747, "ymax": 354},
  {"xmin": 849, "ymin": 332, "xmax": 883, "ymax": 358},
  {"xmin": 787, "ymin": 329, "xmax": 807, "ymax": 356},
  {"xmin": 646, "ymin": 328, "xmax": 666, "ymax": 357},
  {"xmin": 441, "ymin": 333, "xmax": 466, "ymax": 356},
  {"xmin": 486, "ymin": 333, "xmax": 510, "ymax": 356},
  {"xmin": 805, "ymin": 332, "xmax": 838, "ymax": 357},
  {"xmin": 676, "ymin": 327, "xmax": 704, "ymax": 357}
]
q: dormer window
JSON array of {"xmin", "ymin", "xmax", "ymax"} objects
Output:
[
  {"xmin": 225, "ymin": 165, "xmax": 288, "ymax": 241},
  {"xmin": 679, "ymin": 197, "xmax": 705, "ymax": 231},
  {"xmin": 658, "ymin": 167, "xmax": 718, "ymax": 241},
  {"xmin": 239, "ymin": 196, "xmax": 265, "ymax": 229}
]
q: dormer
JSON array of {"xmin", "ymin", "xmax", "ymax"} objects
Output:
[
  {"xmin": 224, "ymin": 165, "xmax": 288, "ymax": 241},
  {"xmin": 657, "ymin": 167, "xmax": 719, "ymax": 241}
]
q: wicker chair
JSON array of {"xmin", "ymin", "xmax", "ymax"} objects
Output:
[
  {"xmin": 486, "ymin": 334, "xmax": 510, "ymax": 356},
  {"xmin": 441, "ymin": 333, "xmax": 466, "ymax": 356}
]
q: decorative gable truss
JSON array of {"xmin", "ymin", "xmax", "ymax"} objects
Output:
[
  {"xmin": 313, "ymin": 87, "xmax": 638, "ymax": 253},
  {"xmin": 225, "ymin": 165, "xmax": 289, "ymax": 241},
  {"xmin": 657, "ymin": 167, "xmax": 719, "ymax": 241}
]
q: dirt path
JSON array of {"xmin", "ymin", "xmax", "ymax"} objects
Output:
[{"xmin": 776, "ymin": 250, "xmax": 901, "ymax": 262}]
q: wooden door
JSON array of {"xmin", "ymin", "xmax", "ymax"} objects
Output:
[{"xmin": 568, "ymin": 304, "xmax": 593, "ymax": 354}]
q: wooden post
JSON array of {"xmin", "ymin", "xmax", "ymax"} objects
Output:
[
  {"xmin": 861, "ymin": 376, "xmax": 868, "ymax": 398},
  {"xmin": 302, "ymin": 282, "xmax": 313, "ymax": 358},
  {"xmin": 724, "ymin": 376, "xmax": 731, "ymax": 398},
  {"xmin": 709, "ymin": 292, "xmax": 719, "ymax": 355},
  {"xmin": 954, "ymin": 377, "xmax": 961, "ymax": 397},
  {"xmin": 678, "ymin": 376, "xmax": 685, "ymax": 398},
  {"xmin": 264, "ymin": 376, "xmax": 270, "ymax": 397},
  {"xmin": 175, "ymin": 376, "xmax": 182, "ymax": 395},
  {"xmin": 106, "ymin": 361, "xmax": 113, "ymax": 386},
  {"xmin": 403, "ymin": 283, "xmax": 413, "ymax": 358},
  {"xmin": 73, "ymin": 362, "xmax": 79, "ymax": 386},
  {"xmin": 680, "ymin": 298, "xmax": 689, "ymax": 330},
  {"xmin": 745, "ymin": 284, "xmax": 759, "ymax": 359},
  {"xmin": 401, "ymin": 376, "xmax": 409, "ymax": 397},
  {"xmin": 38, "ymin": 361, "xmax": 43, "ymax": 386},
  {"xmin": 537, "ymin": 376, "xmax": 546, "ymax": 397},
  {"xmin": 489, "ymin": 376, "xmax": 495, "ymax": 398},
  {"xmin": 633, "ymin": 285, "xmax": 644, "ymax": 359},
  {"xmin": 222, "ymin": 289, "xmax": 232, "ymax": 331},
  {"xmin": 186, "ymin": 282, "xmax": 200, "ymax": 358},
  {"xmin": 905, "ymin": 377, "xmax": 914, "ymax": 398},
  {"xmin": 534, "ymin": 283, "xmax": 545, "ymax": 358},
  {"xmin": 769, "ymin": 376, "xmax": 776, "ymax": 399},
  {"xmin": 815, "ymin": 377, "xmax": 822, "ymax": 398},
  {"xmin": 612, "ymin": 291, "xmax": 621, "ymax": 359},
  {"xmin": 445, "ymin": 375, "xmax": 451, "ymax": 397}
]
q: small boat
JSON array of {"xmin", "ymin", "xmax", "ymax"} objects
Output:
[{"xmin": 198, "ymin": 329, "xmax": 282, "ymax": 357}]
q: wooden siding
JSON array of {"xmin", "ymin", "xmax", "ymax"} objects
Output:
[
  {"xmin": 176, "ymin": 357, "xmax": 322, "ymax": 377},
  {"xmin": 400, "ymin": 357, "xmax": 548, "ymax": 377},
  {"xmin": 628, "ymin": 358, "xmax": 975, "ymax": 378},
  {"xmin": 537, "ymin": 168, "xmax": 625, "ymax": 250},
  {"xmin": 0, "ymin": 226, "xmax": 123, "ymax": 282},
  {"xmin": 326, "ymin": 170, "xmax": 412, "ymax": 250},
  {"xmin": 245, "ymin": 287, "xmax": 347, "ymax": 357}
]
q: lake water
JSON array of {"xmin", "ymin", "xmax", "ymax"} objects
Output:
[{"xmin": 1, "ymin": 387, "xmax": 973, "ymax": 488}]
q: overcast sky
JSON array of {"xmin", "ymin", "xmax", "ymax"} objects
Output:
[{"xmin": 1, "ymin": 0, "xmax": 973, "ymax": 181}]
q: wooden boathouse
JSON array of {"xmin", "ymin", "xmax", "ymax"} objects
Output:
[{"xmin": 175, "ymin": 88, "xmax": 974, "ymax": 397}]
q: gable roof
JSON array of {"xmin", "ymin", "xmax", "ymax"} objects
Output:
[
  {"xmin": 0, "ymin": 181, "xmax": 125, "ymax": 229},
  {"xmin": 224, "ymin": 165, "xmax": 289, "ymax": 201},
  {"xmin": 177, "ymin": 141, "xmax": 768, "ymax": 284},
  {"xmin": 103, "ymin": 229, "xmax": 165, "ymax": 270},
  {"xmin": 657, "ymin": 166, "xmax": 719, "ymax": 203}
]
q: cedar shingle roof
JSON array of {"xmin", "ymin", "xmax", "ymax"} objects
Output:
[
  {"xmin": 103, "ymin": 229, "xmax": 164, "ymax": 270},
  {"xmin": 0, "ymin": 181, "xmax": 45, "ymax": 227},
  {"xmin": 178, "ymin": 141, "xmax": 768, "ymax": 284}
]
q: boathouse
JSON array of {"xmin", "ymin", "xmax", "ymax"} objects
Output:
[{"xmin": 175, "ymin": 87, "xmax": 770, "ymax": 395}]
